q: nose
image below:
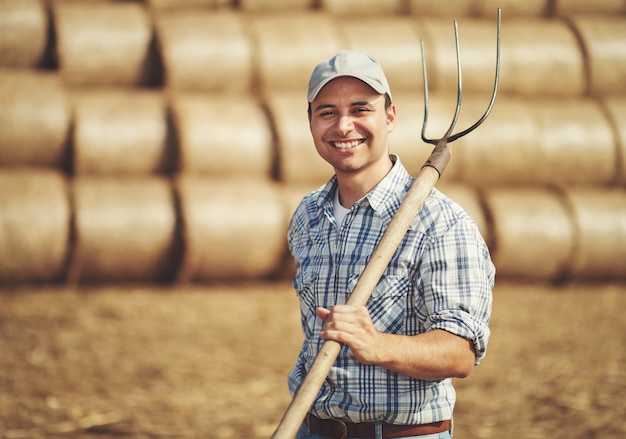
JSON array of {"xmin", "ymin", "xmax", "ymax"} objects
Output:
[{"xmin": 335, "ymin": 115, "xmax": 354, "ymax": 136}]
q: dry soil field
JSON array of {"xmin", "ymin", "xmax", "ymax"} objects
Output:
[{"xmin": 1, "ymin": 281, "xmax": 625, "ymax": 438}]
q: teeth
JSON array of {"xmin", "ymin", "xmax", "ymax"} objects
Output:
[{"xmin": 333, "ymin": 140, "xmax": 361, "ymax": 149}]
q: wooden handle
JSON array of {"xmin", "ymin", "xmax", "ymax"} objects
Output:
[{"xmin": 272, "ymin": 160, "xmax": 445, "ymax": 439}]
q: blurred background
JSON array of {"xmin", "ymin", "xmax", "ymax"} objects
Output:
[{"xmin": 0, "ymin": 0, "xmax": 625, "ymax": 438}]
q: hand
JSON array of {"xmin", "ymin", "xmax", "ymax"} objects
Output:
[{"xmin": 316, "ymin": 305, "xmax": 384, "ymax": 365}]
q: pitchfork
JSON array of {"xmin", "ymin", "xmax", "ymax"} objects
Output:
[{"xmin": 272, "ymin": 9, "xmax": 501, "ymax": 439}]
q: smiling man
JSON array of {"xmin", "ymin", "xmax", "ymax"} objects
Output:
[{"xmin": 288, "ymin": 50, "xmax": 495, "ymax": 439}]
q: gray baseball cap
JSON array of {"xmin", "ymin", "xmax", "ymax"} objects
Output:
[{"xmin": 307, "ymin": 50, "xmax": 392, "ymax": 103}]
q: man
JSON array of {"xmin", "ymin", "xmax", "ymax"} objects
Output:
[{"xmin": 287, "ymin": 50, "xmax": 495, "ymax": 439}]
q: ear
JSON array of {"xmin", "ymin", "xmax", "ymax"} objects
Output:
[{"xmin": 386, "ymin": 103, "xmax": 397, "ymax": 132}]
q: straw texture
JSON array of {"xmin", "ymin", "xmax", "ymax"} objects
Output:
[
  {"xmin": 176, "ymin": 177, "xmax": 286, "ymax": 281},
  {"xmin": 72, "ymin": 89, "xmax": 173, "ymax": 175},
  {"xmin": 171, "ymin": 94, "xmax": 273, "ymax": 178},
  {"xmin": 0, "ymin": 0, "xmax": 48, "ymax": 67},
  {"xmin": 54, "ymin": 1, "xmax": 156, "ymax": 86},
  {"xmin": 240, "ymin": 0, "xmax": 311, "ymax": 10},
  {"xmin": 341, "ymin": 17, "xmax": 423, "ymax": 93},
  {"xmin": 156, "ymin": 11, "xmax": 252, "ymax": 92},
  {"xmin": 603, "ymin": 98, "xmax": 626, "ymax": 184},
  {"xmin": 570, "ymin": 16, "xmax": 626, "ymax": 96},
  {"xmin": 565, "ymin": 188, "xmax": 626, "ymax": 280},
  {"xmin": 530, "ymin": 99, "xmax": 615, "ymax": 184},
  {"xmin": 484, "ymin": 188, "xmax": 574, "ymax": 281},
  {"xmin": 0, "ymin": 170, "xmax": 70, "ymax": 284},
  {"xmin": 499, "ymin": 19, "xmax": 585, "ymax": 96},
  {"xmin": 71, "ymin": 177, "xmax": 178, "ymax": 283},
  {"xmin": 556, "ymin": 0, "xmax": 625, "ymax": 14},
  {"xmin": 250, "ymin": 13, "xmax": 344, "ymax": 94},
  {"xmin": 323, "ymin": 0, "xmax": 402, "ymax": 14},
  {"xmin": 266, "ymin": 93, "xmax": 330, "ymax": 184},
  {"xmin": 147, "ymin": 0, "xmax": 230, "ymax": 10},
  {"xmin": 0, "ymin": 70, "xmax": 70, "ymax": 168}
]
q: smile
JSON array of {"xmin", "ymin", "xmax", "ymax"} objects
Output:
[{"xmin": 332, "ymin": 140, "xmax": 363, "ymax": 150}]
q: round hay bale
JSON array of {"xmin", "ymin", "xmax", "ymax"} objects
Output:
[
  {"xmin": 0, "ymin": 70, "xmax": 70, "ymax": 168},
  {"xmin": 266, "ymin": 92, "xmax": 330, "ymax": 184},
  {"xmin": 147, "ymin": 0, "xmax": 230, "ymax": 10},
  {"xmin": 71, "ymin": 177, "xmax": 178, "ymax": 283},
  {"xmin": 72, "ymin": 89, "xmax": 173, "ymax": 175},
  {"xmin": 499, "ymin": 18, "xmax": 585, "ymax": 96},
  {"xmin": 569, "ymin": 16, "xmax": 626, "ymax": 96},
  {"xmin": 555, "ymin": 0, "xmax": 625, "ymax": 14},
  {"xmin": 420, "ymin": 17, "xmax": 504, "ymax": 95},
  {"xmin": 240, "ymin": 0, "xmax": 311, "ymax": 11},
  {"xmin": 484, "ymin": 188, "xmax": 574, "ymax": 281},
  {"xmin": 176, "ymin": 177, "xmax": 286, "ymax": 281},
  {"xmin": 250, "ymin": 13, "xmax": 344, "ymax": 93},
  {"xmin": 341, "ymin": 17, "xmax": 423, "ymax": 93},
  {"xmin": 53, "ymin": 1, "xmax": 156, "ymax": 86},
  {"xmin": 530, "ymin": 99, "xmax": 615, "ymax": 184},
  {"xmin": 156, "ymin": 11, "xmax": 252, "ymax": 92},
  {"xmin": 478, "ymin": 0, "xmax": 547, "ymax": 16},
  {"xmin": 408, "ymin": 0, "xmax": 475, "ymax": 16},
  {"xmin": 171, "ymin": 94, "xmax": 273, "ymax": 178},
  {"xmin": 0, "ymin": 0, "xmax": 48, "ymax": 67},
  {"xmin": 322, "ymin": 0, "xmax": 402, "ymax": 14},
  {"xmin": 449, "ymin": 96, "xmax": 540, "ymax": 185},
  {"xmin": 602, "ymin": 98, "xmax": 626, "ymax": 184},
  {"xmin": 0, "ymin": 170, "xmax": 70, "ymax": 284},
  {"xmin": 565, "ymin": 188, "xmax": 626, "ymax": 280}
]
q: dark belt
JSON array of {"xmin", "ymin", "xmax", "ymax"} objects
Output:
[{"xmin": 305, "ymin": 414, "xmax": 451, "ymax": 439}]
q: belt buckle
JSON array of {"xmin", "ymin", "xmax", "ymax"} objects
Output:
[{"xmin": 328, "ymin": 418, "xmax": 348, "ymax": 439}]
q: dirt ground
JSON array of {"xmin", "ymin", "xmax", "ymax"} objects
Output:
[{"xmin": 1, "ymin": 281, "xmax": 625, "ymax": 439}]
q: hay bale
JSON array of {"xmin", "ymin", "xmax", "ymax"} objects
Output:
[
  {"xmin": 0, "ymin": 0, "xmax": 48, "ymax": 67},
  {"xmin": 603, "ymin": 98, "xmax": 626, "ymax": 184},
  {"xmin": 530, "ymin": 99, "xmax": 615, "ymax": 184},
  {"xmin": 156, "ymin": 11, "xmax": 252, "ymax": 92},
  {"xmin": 71, "ymin": 177, "xmax": 178, "ymax": 283},
  {"xmin": 72, "ymin": 89, "xmax": 173, "ymax": 175},
  {"xmin": 565, "ymin": 188, "xmax": 626, "ymax": 280},
  {"xmin": 555, "ymin": 0, "xmax": 625, "ymax": 14},
  {"xmin": 570, "ymin": 16, "xmax": 626, "ymax": 96},
  {"xmin": 176, "ymin": 177, "xmax": 286, "ymax": 281},
  {"xmin": 499, "ymin": 19, "xmax": 585, "ymax": 96},
  {"xmin": 448, "ymin": 96, "xmax": 540, "ymax": 185},
  {"xmin": 478, "ymin": 0, "xmax": 548, "ymax": 16},
  {"xmin": 250, "ymin": 13, "xmax": 344, "ymax": 93},
  {"xmin": 420, "ymin": 17, "xmax": 504, "ymax": 95},
  {"xmin": 0, "ymin": 170, "xmax": 70, "ymax": 284},
  {"xmin": 322, "ymin": 0, "xmax": 402, "ymax": 14},
  {"xmin": 147, "ymin": 0, "xmax": 230, "ymax": 10},
  {"xmin": 53, "ymin": 1, "xmax": 157, "ymax": 86},
  {"xmin": 240, "ymin": 0, "xmax": 312, "ymax": 11},
  {"xmin": 341, "ymin": 17, "xmax": 423, "ymax": 92},
  {"xmin": 484, "ymin": 188, "xmax": 574, "ymax": 281},
  {"xmin": 171, "ymin": 94, "xmax": 273, "ymax": 178},
  {"xmin": 266, "ymin": 92, "xmax": 329, "ymax": 184},
  {"xmin": 408, "ymin": 0, "xmax": 475, "ymax": 16},
  {"xmin": 0, "ymin": 70, "xmax": 70, "ymax": 168}
]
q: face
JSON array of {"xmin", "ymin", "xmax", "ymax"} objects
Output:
[{"xmin": 308, "ymin": 76, "xmax": 396, "ymax": 180}]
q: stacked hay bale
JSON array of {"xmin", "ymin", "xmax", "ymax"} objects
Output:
[{"xmin": 0, "ymin": 0, "xmax": 625, "ymax": 285}]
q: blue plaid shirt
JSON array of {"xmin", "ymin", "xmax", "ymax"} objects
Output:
[{"xmin": 287, "ymin": 155, "xmax": 494, "ymax": 425}]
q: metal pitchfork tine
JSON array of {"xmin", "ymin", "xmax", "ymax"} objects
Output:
[
  {"xmin": 420, "ymin": 8, "xmax": 501, "ymax": 178},
  {"xmin": 272, "ymin": 9, "xmax": 502, "ymax": 439}
]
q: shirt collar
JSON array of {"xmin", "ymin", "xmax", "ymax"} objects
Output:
[{"xmin": 316, "ymin": 154, "xmax": 411, "ymax": 213}]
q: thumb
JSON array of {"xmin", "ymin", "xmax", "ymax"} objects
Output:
[{"xmin": 315, "ymin": 307, "xmax": 331, "ymax": 321}]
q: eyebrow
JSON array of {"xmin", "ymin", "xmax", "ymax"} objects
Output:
[{"xmin": 312, "ymin": 100, "xmax": 373, "ymax": 113}]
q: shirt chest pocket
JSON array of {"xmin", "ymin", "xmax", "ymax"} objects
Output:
[{"xmin": 364, "ymin": 274, "xmax": 414, "ymax": 335}]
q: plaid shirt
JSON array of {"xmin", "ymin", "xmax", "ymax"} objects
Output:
[{"xmin": 287, "ymin": 155, "xmax": 495, "ymax": 425}]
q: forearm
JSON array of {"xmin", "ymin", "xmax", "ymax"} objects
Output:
[{"xmin": 371, "ymin": 329, "xmax": 476, "ymax": 380}]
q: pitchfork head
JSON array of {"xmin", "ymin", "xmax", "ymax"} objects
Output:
[{"xmin": 420, "ymin": 8, "xmax": 501, "ymax": 176}]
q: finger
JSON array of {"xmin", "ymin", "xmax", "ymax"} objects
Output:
[{"xmin": 315, "ymin": 307, "xmax": 331, "ymax": 322}]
